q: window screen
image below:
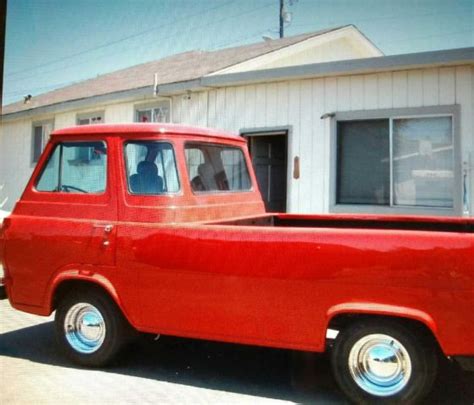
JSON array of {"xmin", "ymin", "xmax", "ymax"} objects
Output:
[
  {"xmin": 125, "ymin": 141, "xmax": 179, "ymax": 194},
  {"xmin": 36, "ymin": 142, "xmax": 107, "ymax": 193},
  {"xmin": 185, "ymin": 144, "xmax": 251, "ymax": 192},
  {"xmin": 337, "ymin": 120, "xmax": 390, "ymax": 205}
]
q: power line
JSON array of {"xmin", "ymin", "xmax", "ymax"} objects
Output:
[
  {"xmin": 5, "ymin": 0, "xmax": 236, "ymax": 78},
  {"xmin": 3, "ymin": 79, "xmax": 83, "ymax": 98},
  {"xmin": 5, "ymin": 1, "xmax": 276, "ymax": 84},
  {"xmin": 290, "ymin": 7, "xmax": 472, "ymax": 30},
  {"xmin": 4, "ymin": 14, "xmax": 276, "ymax": 99},
  {"xmin": 377, "ymin": 29, "xmax": 473, "ymax": 45},
  {"xmin": 5, "ymin": 26, "xmax": 471, "ymax": 100},
  {"xmin": 4, "ymin": 28, "xmax": 273, "ymax": 99},
  {"xmin": 211, "ymin": 29, "xmax": 273, "ymax": 50}
]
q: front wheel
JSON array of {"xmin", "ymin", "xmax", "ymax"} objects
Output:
[
  {"xmin": 331, "ymin": 320, "xmax": 438, "ymax": 404},
  {"xmin": 55, "ymin": 289, "xmax": 130, "ymax": 367}
]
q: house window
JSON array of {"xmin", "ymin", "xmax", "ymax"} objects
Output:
[
  {"xmin": 335, "ymin": 109, "xmax": 457, "ymax": 213},
  {"xmin": 32, "ymin": 121, "xmax": 54, "ymax": 163},
  {"xmin": 135, "ymin": 101, "xmax": 170, "ymax": 123},
  {"xmin": 76, "ymin": 111, "xmax": 104, "ymax": 125}
]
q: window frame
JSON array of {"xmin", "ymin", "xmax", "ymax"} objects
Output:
[
  {"xmin": 34, "ymin": 140, "xmax": 108, "ymax": 195},
  {"xmin": 123, "ymin": 140, "xmax": 181, "ymax": 196},
  {"xmin": 330, "ymin": 105, "xmax": 462, "ymax": 216},
  {"xmin": 76, "ymin": 111, "xmax": 105, "ymax": 125},
  {"xmin": 134, "ymin": 100, "xmax": 171, "ymax": 123},
  {"xmin": 184, "ymin": 142, "xmax": 254, "ymax": 195},
  {"xmin": 31, "ymin": 120, "xmax": 54, "ymax": 165}
]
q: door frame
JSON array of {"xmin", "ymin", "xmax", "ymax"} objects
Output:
[{"xmin": 240, "ymin": 126, "xmax": 293, "ymax": 212}]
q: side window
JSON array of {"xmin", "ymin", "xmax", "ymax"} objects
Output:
[
  {"xmin": 185, "ymin": 143, "xmax": 251, "ymax": 192},
  {"xmin": 36, "ymin": 141, "xmax": 107, "ymax": 193},
  {"xmin": 125, "ymin": 141, "xmax": 179, "ymax": 194}
]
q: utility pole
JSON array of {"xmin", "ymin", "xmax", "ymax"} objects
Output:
[{"xmin": 279, "ymin": 0, "xmax": 284, "ymax": 38}]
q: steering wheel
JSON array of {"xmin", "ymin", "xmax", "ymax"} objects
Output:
[{"xmin": 61, "ymin": 184, "xmax": 87, "ymax": 193}]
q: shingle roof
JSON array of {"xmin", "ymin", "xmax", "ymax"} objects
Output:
[{"xmin": 2, "ymin": 27, "xmax": 344, "ymax": 116}]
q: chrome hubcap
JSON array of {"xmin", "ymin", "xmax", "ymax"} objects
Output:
[
  {"xmin": 64, "ymin": 303, "xmax": 106, "ymax": 354},
  {"xmin": 348, "ymin": 334, "xmax": 412, "ymax": 397}
]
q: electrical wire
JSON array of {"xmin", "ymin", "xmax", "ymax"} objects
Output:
[
  {"xmin": 5, "ymin": 0, "xmax": 236, "ymax": 78},
  {"xmin": 4, "ymin": 1, "xmax": 276, "ymax": 84}
]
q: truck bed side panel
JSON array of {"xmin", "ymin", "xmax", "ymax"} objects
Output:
[{"xmin": 117, "ymin": 224, "xmax": 474, "ymax": 355}]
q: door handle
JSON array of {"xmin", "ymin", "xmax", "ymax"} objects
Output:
[
  {"xmin": 93, "ymin": 224, "xmax": 113, "ymax": 248},
  {"xmin": 93, "ymin": 224, "xmax": 113, "ymax": 233}
]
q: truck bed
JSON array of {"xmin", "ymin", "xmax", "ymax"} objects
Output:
[{"xmin": 211, "ymin": 213, "xmax": 474, "ymax": 233}]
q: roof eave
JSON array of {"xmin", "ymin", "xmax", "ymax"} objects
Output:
[
  {"xmin": 199, "ymin": 47, "xmax": 474, "ymax": 88},
  {"xmin": 2, "ymin": 47, "xmax": 472, "ymax": 121},
  {"xmin": 1, "ymin": 86, "xmax": 154, "ymax": 122}
]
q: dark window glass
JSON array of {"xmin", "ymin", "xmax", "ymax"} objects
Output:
[
  {"xmin": 185, "ymin": 144, "xmax": 251, "ymax": 192},
  {"xmin": 36, "ymin": 141, "xmax": 107, "ymax": 193},
  {"xmin": 125, "ymin": 142, "xmax": 179, "ymax": 194},
  {"xmin": 32, "ymin": 126, "xmax": 44, "ymax": 163},
  {"xmin": 337, "ymin": 120, "xmax": 390, "ymax": 205},
  {"xmin": 32, "ymin": 122, "xmax": 53, "ymax": 163}
]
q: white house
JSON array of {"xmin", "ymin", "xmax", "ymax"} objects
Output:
[{"xmin": 1, "ymin": 25, "xmax": 473, "ymax": 217}]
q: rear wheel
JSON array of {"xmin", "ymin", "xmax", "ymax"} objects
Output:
[
  {"xmin": 331, "ymin": 320, "xmax": 438, "ymax": 404},
  {"xmin": 55, "ymin": 289, "xmax": 130, "ymax": 367}
]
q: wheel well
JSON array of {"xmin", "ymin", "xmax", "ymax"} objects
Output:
[
  {"xmin": 327, "ymin": 313, "xmax": 441, "ymax": 351},
  {"xmin": 52, "ymin": 280, "xmax": 114, "ymax": 311}
]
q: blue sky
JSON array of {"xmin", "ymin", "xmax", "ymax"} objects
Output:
[{"xmin": 3, "ymin": 0, "xmax": 473, "ymax": 106}]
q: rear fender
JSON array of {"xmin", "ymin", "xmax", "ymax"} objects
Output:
[{"xmin": 325, "ymin": 302, "xmax": 439, "ymax": 348}]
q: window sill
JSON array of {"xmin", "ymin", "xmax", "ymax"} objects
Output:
[{"xmin": 330, "ymin": 204, "xmax": 459, "ymax": 217}]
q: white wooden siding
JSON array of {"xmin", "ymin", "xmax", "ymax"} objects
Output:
[
  {"xmin": 1, "ymin": 66, "xmax": 473, "ymax": 215},
  {"xmin": 392, "ymin": 71, "xmax": 408, "ymax": 108},
  {"xmin": 105, "ymin": 103, "xmax": 133, "ymax": 123},
  {"xmin": 0, "ymin": 120, "xmax": 34, "ymax": 208},
  {"xmin": 311, "ymin": 78, "xmax": 326, "ymax": 212},
  {"xmin": 171, "ymin": 66, "xmax": 473, "ymax": 215}
]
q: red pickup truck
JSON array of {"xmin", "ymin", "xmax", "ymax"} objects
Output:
[{"xmin": 0, "ymin": 123, "xmax": 472, "ymax": 403}]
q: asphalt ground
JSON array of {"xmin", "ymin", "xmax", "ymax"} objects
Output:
[{"xmin": 1, "ymin": 300, "xmax": 473, "ymax": 404}]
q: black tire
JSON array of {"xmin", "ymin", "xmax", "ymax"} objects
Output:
[
  {"xmin": 331, "ymin": 320, "xmax": 438, "ymax": 404},
  {"xmin": 55, "ymin": 288, "xmax": 131, "ymax": 367}
]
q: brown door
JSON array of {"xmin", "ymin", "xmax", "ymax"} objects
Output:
[{"xmin": 247, "ymin": 133, "xmax": 287, "ymax": 212}]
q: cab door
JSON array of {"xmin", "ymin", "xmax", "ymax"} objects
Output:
[{"xmin": 5, "ymin": 137, "xmax": 117, "ymax": 307}]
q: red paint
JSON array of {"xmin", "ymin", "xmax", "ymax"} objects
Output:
[{"xmin": 1, "ymin": 123, "xmax": 473, "ymax": 357}]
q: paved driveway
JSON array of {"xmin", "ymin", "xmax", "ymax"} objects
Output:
[{"xmin": 1, "ymin": 301, "xmax": 473, "ymax": 404}]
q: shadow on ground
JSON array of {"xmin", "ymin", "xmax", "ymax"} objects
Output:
[{"xmin": 0, "ymin": 321, "xmax": 473, "ymax": 404}]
